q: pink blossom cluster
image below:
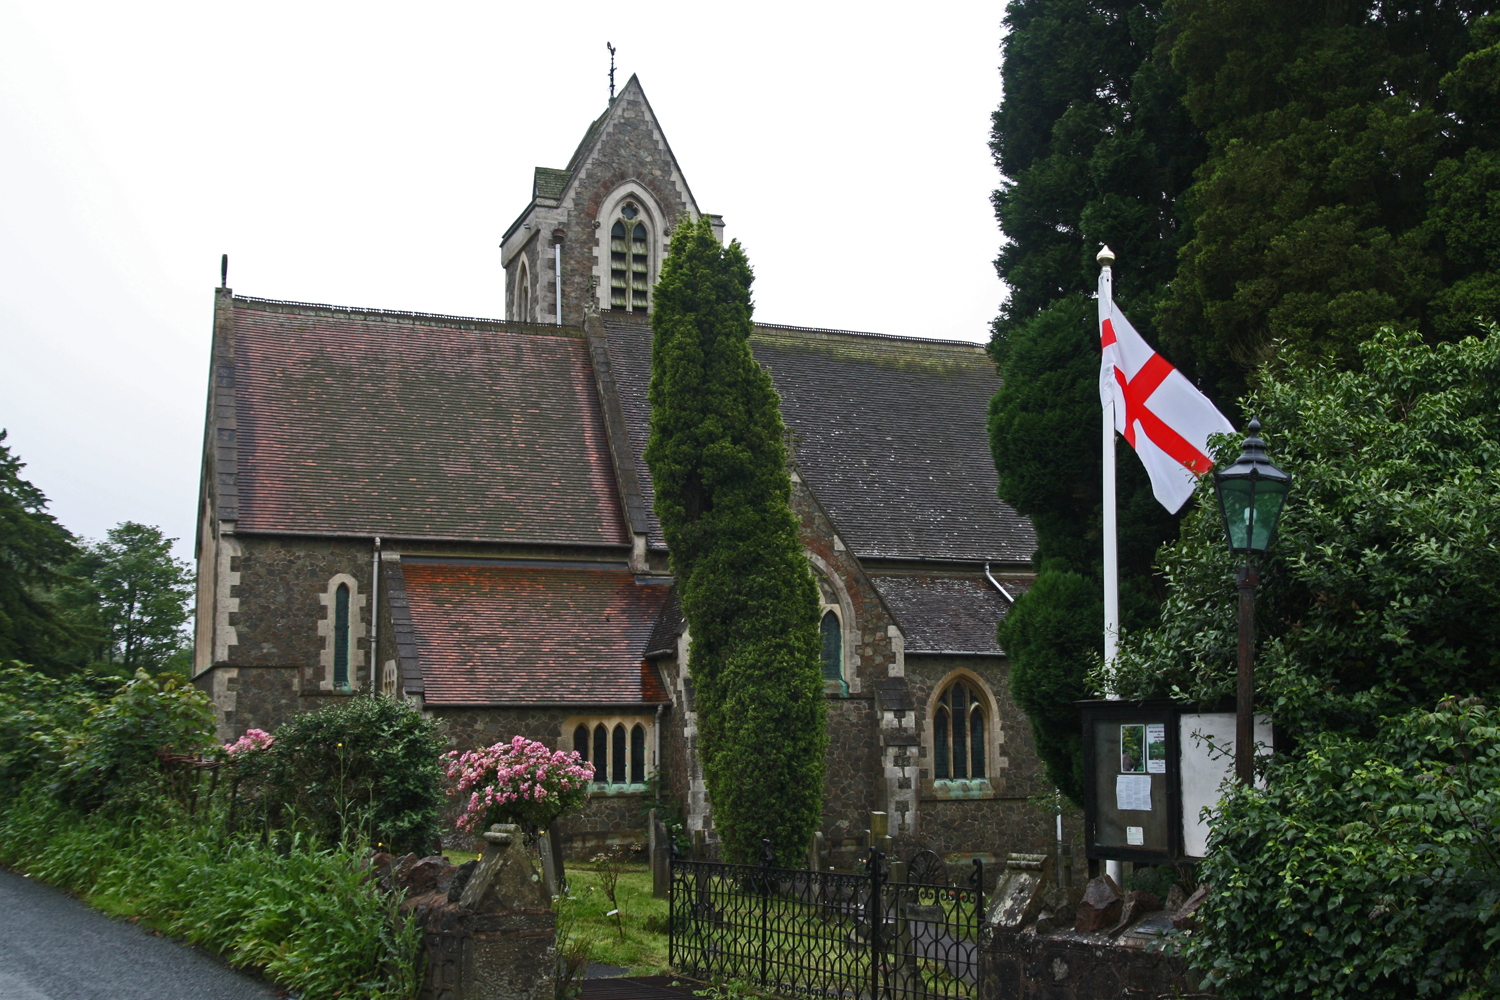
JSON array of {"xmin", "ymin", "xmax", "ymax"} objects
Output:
[
  {"xmin": 224, "ymin": 728, "xmax": 273, "ymax": 755},
  {"xmin": 445, "ymin": 735, "xmax": 594, "ymax": 834}
]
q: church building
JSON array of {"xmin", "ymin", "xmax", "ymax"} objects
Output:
[{"xmin": 193, "ymin": 76, "xmax": 1052, "ymax": 864}]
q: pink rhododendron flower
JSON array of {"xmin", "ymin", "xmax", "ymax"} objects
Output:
[
  {"xmin": 225, "ymin": 729, "xmax": 273, "ymax": 755},
  {"xmin": 444, "ymin": 735, "xmax": 592, "ymax": 833}
]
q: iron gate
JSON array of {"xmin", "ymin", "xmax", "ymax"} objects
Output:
[{"xmin": 668, "ymin": 848, "xmax": 984, "ymax": 1000}]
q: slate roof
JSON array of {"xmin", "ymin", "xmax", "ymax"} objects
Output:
[
  {"xmin": 868, "ymin": 575, "xmax": 1029, "ymax": 655},
  {"xmin": 399, "ymin": 559, "xmax": 672, "ymax": 705},
  {"xmin": 602, "ymin": 316, "xmax": 1037, "ymax": 563},
  {"xmin": 534, "ymin": 167, "xmax": 572, "ymax": 201},
  {"xmin": 228, "ymin": 297, "xmax": 628, "ymax": 545},
  {"xmin": 643, "ymin": 585, "xmax": 684, "ymax": 658}
]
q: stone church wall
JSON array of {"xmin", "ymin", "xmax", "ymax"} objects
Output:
[
  {"xmin": 195, "ymin": 533, "xmax": 376, "ymax": 742},
  {"xmin": 905, "ymin": 653, "xmax": 1053, "ymax": 864}
]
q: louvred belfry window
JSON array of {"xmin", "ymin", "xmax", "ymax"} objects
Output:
[
  {"xmin": 609, "ymin": 204, "xmax": 650, "ymax": 314},
  {"xmin": 933, "ymin": 680, "xmax": 986, "ymax": 781}
]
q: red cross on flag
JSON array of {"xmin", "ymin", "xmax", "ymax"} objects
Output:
[{"xmin": 1099, "ymin": 289, "xmax": 1233, "ymax": 513}]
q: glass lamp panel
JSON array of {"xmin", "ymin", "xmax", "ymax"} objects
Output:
[
  {"xmin": 1218, "ymin": 477, "xmax": 1255, "ymax": 552},
  {"xmin": 1251, "ymin": 480, "xmax": 1290, "ymax": 551}
]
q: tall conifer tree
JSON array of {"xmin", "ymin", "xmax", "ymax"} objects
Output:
[
  {"xmin": 988, "ymin": 0, "xmax": 1206, "ymax": 803},
  {"xmin": 645, "ymin": 217, "xmax": 827, "ymax": 865},
  {"xmin": 1158, "ymin": 0, "xmax": 1500, "ymax": 403}
]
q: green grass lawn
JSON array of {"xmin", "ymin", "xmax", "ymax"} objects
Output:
[{"xmin": 446, "ymin": 852, "xmax": 671, "ymax": 975}]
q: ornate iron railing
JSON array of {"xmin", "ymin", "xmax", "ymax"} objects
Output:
[{"xmin": 669, "ymin": 846, "xmax": 984, "ymax": 1000}]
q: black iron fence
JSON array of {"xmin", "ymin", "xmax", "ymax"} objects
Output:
[{"xmin": 669, "ymin": 847, "xmax": 984, "ymax": 1000}]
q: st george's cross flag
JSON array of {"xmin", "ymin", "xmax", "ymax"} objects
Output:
[{"xmin": 1098, "ymin": 288, "xmax": 1233, "ymax": 513}]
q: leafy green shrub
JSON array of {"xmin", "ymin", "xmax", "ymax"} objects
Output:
[
  {"xmin": 60, "ymin": 668, "xmax": 216, "ymax": 811},
  {"xmin": 1186, "ymin": 698, "xmax": 1500, "ymax": 998},
  {"xmin": 250, "ymin": 695, "xmax": 446, "ymax": 854},
  {"xmin": 0, "ymin": 790, "xmax": 421, "ymax": 1000},
  {"xmin": 0, "ymin": 663, "xmax": 101, "ymax": 794}
]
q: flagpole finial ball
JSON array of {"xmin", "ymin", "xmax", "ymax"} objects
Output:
[{"xmin": 1097, "ymin": 245, "xmax": 1116, "ymax": 266}]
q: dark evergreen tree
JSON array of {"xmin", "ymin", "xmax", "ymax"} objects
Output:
[
  {"xmin": 988, "ymin": 0, "xmax": 1207, "ymax": 803},
  {"xmin": 0, "ymin": 430, "xmax": 80, "ymax": 673},
  {"xmin": 644, "ymin": 216, "xmax": 827, "ymax": 865},
  {"xmin": 1158, "ymin": 0, "xmax": 1500, "ymax": 402}
]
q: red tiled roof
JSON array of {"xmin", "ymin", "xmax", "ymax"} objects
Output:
[
  {"xmin": 230, "ymin": 299, "xmax": 628, "ymax": 545},
  {"xmin": 401, "ymin": 560, "xmax": 672, "ymax": 705}
]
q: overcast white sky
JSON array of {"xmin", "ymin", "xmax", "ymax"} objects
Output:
[{"xmin": 0, "ymin": 1, "xmax": 1010, "ymax": 562}]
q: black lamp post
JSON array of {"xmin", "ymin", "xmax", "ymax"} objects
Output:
[{"xmin": 1212, "ymin": 418, "xmax": 1291, "ymax": 787}]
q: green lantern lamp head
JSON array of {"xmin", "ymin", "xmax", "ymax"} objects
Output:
[{"xmin": 1214, "ymin": 418, "xmax": 1292, "ymax": 555}]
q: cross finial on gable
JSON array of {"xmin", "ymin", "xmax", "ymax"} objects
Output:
[{"xmin": 608, "ymin": 42, "xmax": 617, "ymax": 101}]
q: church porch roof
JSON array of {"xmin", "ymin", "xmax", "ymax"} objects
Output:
[
  {"xmin": 400, "ymin": 559, "xmax": 672, "ymax": 706},
  {"xmin": 868, "ymin": 574, "xmax": 1030, "ymax": 656}
]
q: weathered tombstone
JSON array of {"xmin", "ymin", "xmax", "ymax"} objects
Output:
[
  {"xmin": 869, "ymin": 811, "xmax": 892, "ymax": 857},
  {"xmin": 650, "ymin": 810, "xmax": 671, "ymax": 899},
  {"xmin": 457, "ymin": 824, "xmax": 555, "ymax": 1000},
  {"xmin": 549, "ymin": 823, "xmax": 566, "ymax": 893},
  {"xmin": 537, "ymin": 828, "xmax": 562, "ymax": 900},
  {"xmin": 985, "ymin": 853, "xmax": 1053, "ymax": 932},
  {"xmin": 1163, "ymin": 882, "xmax": 1187, "ymax": 912},
  {"xmin": 807, "ymin": 830, "xmax": 826, "ymax": 871},
  {"xmin": 1171, "ymin": 884, "xmax": 1208, "ymax": 930}
]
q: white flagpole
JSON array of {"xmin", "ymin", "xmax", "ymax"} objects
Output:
[
  {"xmin": 1098, "ymin": 246, "xmax": 1120, "ymax": 690},
  {"xmin": 1098, "ymin": 246, "xmax": 1123, "ymax": 892}
]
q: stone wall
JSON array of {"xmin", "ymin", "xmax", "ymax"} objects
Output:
[
  {"xmin": 904, "ymin": 654, "xmax": 1052, "ymax": 859},
  {"xmin": 192, "ymin": 664, "xmax": 358, "ymax": 744},
  {"xmin": 192, "ymin": 533, "xmax": 377, "ymax": 741}
]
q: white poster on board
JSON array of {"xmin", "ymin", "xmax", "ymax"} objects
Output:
[{"xmin": 1179, "ymin": 713, "xmax": 1273, "ymax": 858}]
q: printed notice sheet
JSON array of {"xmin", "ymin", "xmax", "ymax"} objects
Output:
[
  {"xmin": 1146, "ymin": 723, "xmax": 1167, "ymax": 774},
  {"xmin": 1116, "ymin": 774, "xmax": 1153, "ymax": 811}
]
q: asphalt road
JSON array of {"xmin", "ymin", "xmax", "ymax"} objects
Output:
[{"xmin": 0, "ymin": 868, "xmax": 279, "ymax": 1000}]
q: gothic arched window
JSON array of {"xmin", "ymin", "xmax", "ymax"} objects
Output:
[
  {"xmin": 571, "ymin": 716, "xmax": 653, "ymax": 787},
  {"xmin": 333, "ymin": 583, "xmax": 350, "ymax": 689},
  {"xmin": 593, "ymin": 724, "xmax": 608, "ymax": 782},
  {"xmin": 610, "ymin": 204, "xmax": 650, "ymax": 314},
  {"xmin": 612, "ymin": 724, "xmax": 628, "ymax": 783},
  {"xmin": 631, "ymin": 724, "xmax": 647, "ymax": 784},
  {"xmin": 933, "ymin": 680, "xmax": 986, "ymax": 781},
  {"xmin": 820, "ymin": 611, "xmax": 842, "ymax": 683}
]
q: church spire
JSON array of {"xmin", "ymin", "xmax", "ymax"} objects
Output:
[{"xmin": 607, "ymin": 43, "xmax": 617, "ymax": 102}]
